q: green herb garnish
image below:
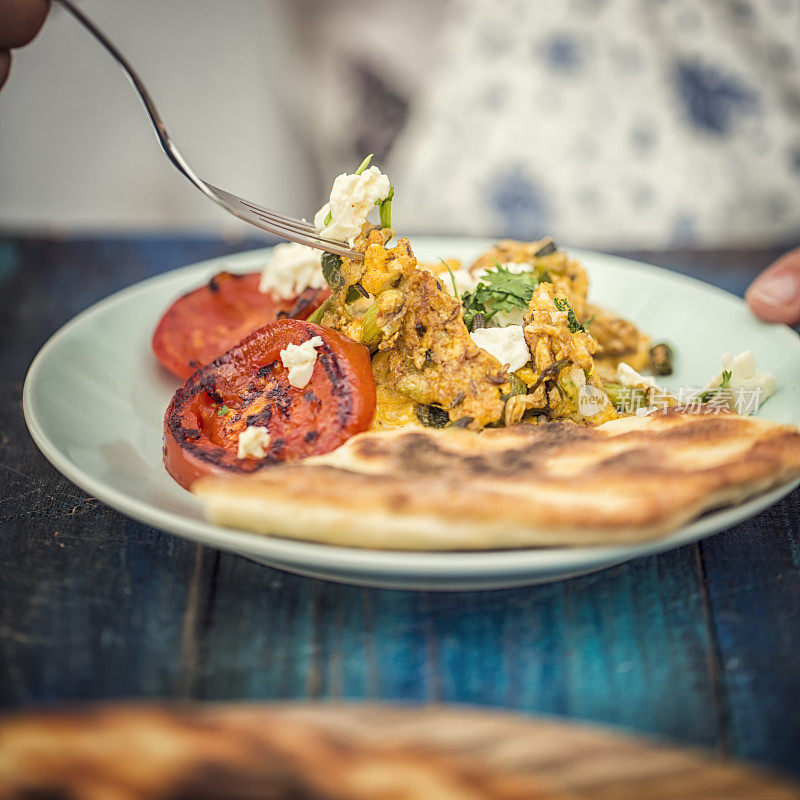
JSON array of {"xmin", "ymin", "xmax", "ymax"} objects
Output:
[
  {"xmin": 321, "ymin": 252, "xmax": 344, "ymax": 289},
  {"xmin": 355, "ymin": 153, "xmax": 374, "ymax": 175},
  {"xmin": 438, "ymin": 257, "xmax": 460, "ymax": 299},
  {"xmin": 345, "ymin": 283, "xmax": 369, "ymax": 304},
  {"xmin": 553, "ymin": 297, "xmax": 588, "ymax": 334},
  {"xmin": 217, "ymin": 405, "xmax": 230, "ymax": 417},
  {"xmin": 699, "ymin": 370, "xmax": 733, "ymax": 403},
  {"xmin": 379, "ymin": 184, "xmax": 394, "ymax": 228},
  {"xmin": 461, "ymin": 264, "xmax": 542, "ymax": 330}
]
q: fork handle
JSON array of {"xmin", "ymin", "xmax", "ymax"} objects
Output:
[{"xmin": 53, "ymin": 0, "xmax": 214, "ymax": 202}]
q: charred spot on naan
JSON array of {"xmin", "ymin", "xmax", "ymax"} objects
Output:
[
  {"xmin": 348, "ymin": 424, "xmax": 598, "ymax": 477},
  {"xmin": 328, "ymin": 412, "xmax": 800, "ymax": 483}
]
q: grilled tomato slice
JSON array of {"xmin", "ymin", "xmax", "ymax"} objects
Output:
[
  {"xmin": 152, "ymin": 271, "xmax": 330, "ymax": 380},
  {"xmin": 163, "ymin": 319, "xmax": 375, "ymax": 490}
]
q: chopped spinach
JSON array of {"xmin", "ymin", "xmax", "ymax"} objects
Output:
[
  {"xmin": 416, "ymin": 404, "xmax": 450, "ymax": 428},
  {"xmin": 321, "ymin": 252, "xmax": 344, "ymax": 290},
  {"xmin": 533, "ymin": 239, "xmax": 557, "ymax": 257},
  {"xmin": 461, "ymin": 264, "xmax": 545, "ymax": 331},
  {"xmin": 553, "ymin": 297, "xmax": 588, "ymax": 334}
]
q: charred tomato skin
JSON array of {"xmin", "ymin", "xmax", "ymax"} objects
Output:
[
  {"xmin": 152, "ymin": 270, "xmax": 330, "ymax": 380},
  {"xmin": 163, "ymin": 319, "xmax": 376, "ymax": 490}
]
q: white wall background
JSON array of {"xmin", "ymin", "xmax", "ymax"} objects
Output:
[{"xmin": 0, "ymin": 0, "xmax": 316, "ymax": 232}]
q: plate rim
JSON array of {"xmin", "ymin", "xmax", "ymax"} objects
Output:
[{"xmin": 22, "ymin": 236, "xmax": 800, "ymax": 589}]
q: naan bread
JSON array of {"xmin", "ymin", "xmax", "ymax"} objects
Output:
[
  {"xmin": 194, "ymin": 410, "xmax": 800, "ymax": 550},
  {"xmin": 0, "ymin": 705, "xmax": 563, "ymax": 800},
  {"xmin": 3, "ymin": 704, "xmax": 798, "ymax": 800}
]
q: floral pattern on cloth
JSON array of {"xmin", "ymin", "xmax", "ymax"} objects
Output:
[{"xmin": 384, "ymin": 0, "xmax": 800, "ymax": 249}]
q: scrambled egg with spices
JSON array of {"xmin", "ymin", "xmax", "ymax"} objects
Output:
[{"xmin": 306, "ymin": 157, "xmax": 743, "ymax": 432}]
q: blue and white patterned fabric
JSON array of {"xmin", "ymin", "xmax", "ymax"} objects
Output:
[{"xmin": 385, "ymin": 0, "xmax": 800, "ymax": 248}]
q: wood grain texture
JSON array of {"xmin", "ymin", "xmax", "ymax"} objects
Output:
[
  {"xmin": 190, "ymin": 546, "xmax": 724, "ymax": 745},
  {"xmin": 0, "ymin": 235, "xmax": 267, "ymax": 705},
  {"xmin": 699, "ymin": 509, "xmax": 800, "ymax": 770},
  {"xmin": 1, "ymin": 235, "xmax": 799, "ymax": 782}
]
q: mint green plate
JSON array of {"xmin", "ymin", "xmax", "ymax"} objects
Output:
[{"xmin": 23, "ymin": 237, "xmax": 800, "ymax": 590}]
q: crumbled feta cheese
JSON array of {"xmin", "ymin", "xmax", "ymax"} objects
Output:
[
  {"xmin": 705, "ymin": 351, "xmax": 776, "ymax": 413},
  {"xmin": 314, "ymin": 166, "xmax": 392, "ymax": 245},
  {"xmin": 237, "ymin": 426, "xmax": 271, "ymax": 460},
  {"xmin": 470, "ymin": 325, "xmax": 530, "ymax": 372},
  {"xmin": 258, "ymin": 242, "xmax": 326, "ymax": 298},
  {"xmin": 616, "ymin": 362, "xmax": 661, "ymax": 391},
  {"xmin": 280, "ymin": 335, "xmax": 324, "ymax": 389}
]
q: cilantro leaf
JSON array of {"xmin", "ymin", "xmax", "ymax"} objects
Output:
[
  {"xmin": 461, "ymin": 264, "xmax": 545, "ymax": 330},
  {"xmin": 217, "ymin": 405, "xmax": 230, "ymax": 417},
  {"xmin": 720, "ymin": 369, "xmax": 732, "ymax": 390},
  {"xmin": 553, "ymin": 297, "xmax": 588, "ymax": 334}
]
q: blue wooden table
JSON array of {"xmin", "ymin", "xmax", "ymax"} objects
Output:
[{"xmin": 1, "ymin": 234, "xmax": 799, "ymax": 777}]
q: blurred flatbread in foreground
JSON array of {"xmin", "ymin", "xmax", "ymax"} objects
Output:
[
  {"xmin": 194, "ymin": 410, "xmax": 800, "ymax": 550},
  {"xmin": 1, "ymin": 704, "xmax": 798, "ymax": 800}
]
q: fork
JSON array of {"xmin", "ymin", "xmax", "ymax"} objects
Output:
[{"xmin": 53, "ymin": 0, "xmax": 361, "ymax": 261}]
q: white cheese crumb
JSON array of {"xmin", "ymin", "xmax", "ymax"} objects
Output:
[
  {"xmin": 280, "ymin": 335, "xmax": 324, "ymax": 389},
  {"xmin": 705, "ymin": 351, "xmax": 776, "ymax": 413},
  {"xmin": 470, "ymin": 325, "xmax": 530, "ymax": 373},
  {"xmin": 237, "ymin": 426, "xmax": 271, "ymax": 460},
  {"xmin": 314, "ymin": 166, "xmax": 392, "ymax": 245},
  {"xmin": 258, "ymin": 242, "xmax": 326, "ymax": 298},
  {"xmin": 616, "ymin": 362, "xmax": 661, "ymax": 391}
]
